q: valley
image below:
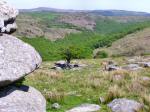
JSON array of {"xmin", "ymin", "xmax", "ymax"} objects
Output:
[{"xmin": 16, "ymin": 9, "xmax": 150, "ymax": 112}]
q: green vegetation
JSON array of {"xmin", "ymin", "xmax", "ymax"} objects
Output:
[
  {"xmin": 22, "ymin": 19, "xmax": 150, "ymax": 61},
  {"xmin": 60, "ymin": 45, "xmax": 86, "ymax": 64},
  {"xmin": 94, "ymin": 50, "xmax": 108, "ymax": 58}
]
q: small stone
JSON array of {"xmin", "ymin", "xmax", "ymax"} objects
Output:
[
  {"xmin": 144, "ymin": 62, "xmax": 150, "ymax": 67},
  {"xmin": 122, "ymin": 64, "xmax": 142, "ymax": 71},
  {"xmin": 52, "ymin": 103, "xmax": 61, "ymax": 109},
  {"xmin": 108, "ymin": 98, "xmax": 143, "ymax": 112},
  {"xmin": 66, "ymin": 104, "xmax": 101, "ymax": 112},
  {"xmin": 99, "ymin": 97, "xmax": 105, "ymax": 103},
  {"xmin": 141, "ymin": 76, "xmax": 150, "ymax": 81},
  {"xmin": 113, "ymin": 74, "xmax": 124, "ymax": 81}
]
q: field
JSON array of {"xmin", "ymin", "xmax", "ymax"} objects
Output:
[{"xmin": 23, "ymin": 58, "xmax": 150, "ymax": 112}]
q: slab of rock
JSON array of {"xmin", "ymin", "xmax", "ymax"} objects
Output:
[
  {"xmin": 0, "ymin": 85, "xmax": 46, "ymax": 112},
  {"xmin": 66, "ymin": 104, "xmax": 101, "ymax": 112},
  {"xmin": 108, "ymin": 98, "xmax": 143, "ymax": 112},
  {"xmin": 122, "ymin": 64, "xmax": 142, "ymax": 71},
  {"xmin": 0, "ymin": 0, "xmax": 19, "ymax": 34},
  {"xmin": 144, "ymin": 62, "xmax": 150, "ymax": 67},
  {"xmin": 106, "ymin": 65, "xmax": 120, "ymax": 71},
  {"xmin": 0, "ymin": 34, "xmax": 42, "ymax": 87}
]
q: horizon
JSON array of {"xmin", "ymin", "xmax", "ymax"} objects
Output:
[
  {"xmin": 20, "ymin": 7, "xmax": 150, "ymax": 14},
  {"xmin": 6, "ymin": 0, "xmax": 150, "ymax": 13}
]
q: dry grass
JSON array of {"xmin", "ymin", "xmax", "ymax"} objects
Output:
[
  {"xmin": 105, "ymin": 28, "xmax": 150, "ymax": 56},
  {"xmin": 23, "ymin": 58, "xmax": 150, "ymax": 112}
]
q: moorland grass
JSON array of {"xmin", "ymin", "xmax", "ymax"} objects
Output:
[{"xmin": 23, "ymin": 58, "xmax": 150, "ymax": 112}]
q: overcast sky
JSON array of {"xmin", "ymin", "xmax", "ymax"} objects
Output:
[{"xmin": 6, "ymin": 0, "xmax": 150, "ymax": 13}]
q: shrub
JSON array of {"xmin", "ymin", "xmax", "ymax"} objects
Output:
[
  {"xmin": 94, "ymin": 50, "xmax": 108, "ymax": 58},
  {"xmin": 59, "ymin": 45, "xmax": 86, "ymax": 63}
]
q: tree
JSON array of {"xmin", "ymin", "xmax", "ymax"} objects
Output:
[{"xmin": 60, "ymin": 45, "xmax": 85, "ymax": 66}]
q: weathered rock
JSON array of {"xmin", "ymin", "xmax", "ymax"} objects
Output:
[
  {"xmin": 108, "ymin": 98, "xmax": 143, "ymax": 112},
  {"xmin": 55, "ymin": 60, "xmax": 67, "ymax": 69},
  {"xmin": 53, "ymin": 60, "xmax": 87, "ymax": 70},
  {"xmin": 0, "ymin": 34, "xmax": 42, "ymax": 87},
  {"xmin": 66, "ymin": 104, "xmax": 101, "ymax": 112},
  {"xmin": 0, "ymin": 85, "xmax": 46, "ymax": 112},
  {"xmin": 113, "ymin": 74, "xmax": 124, "ymax": 81},
  {"xmin": 141, "ymin": 76, "xmax": 150, "ymax": 81},
  {"xmin": 106, "ymin": 65, "xmax": 120, "ymax": 71},
  {"xmin": 0, "ymin": 0, "xmax": 19, "ymax": 34},
  {"xmin": 52, "ymin": 103, "xmax": 61, "ymax": 109},
  {"xmin": 144, "ymin": 62, "xmax": 150, "ymax": 67},
  {"xmin": 122, "ymin": 64, "xmax": 142, "ymax": 71}
]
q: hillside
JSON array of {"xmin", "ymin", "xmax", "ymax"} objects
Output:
[
  {"xmin": 104, "ymin": 28, "xmax": 150, "ymax": 56},
  {"xmin": 14, "ymin": 10, "xmax": 150, "ymax": 40}
]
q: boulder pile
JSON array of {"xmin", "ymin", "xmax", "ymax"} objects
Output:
[{"xmin": 0, "ymin": 0, "xmax": 46, "ymax": 112}]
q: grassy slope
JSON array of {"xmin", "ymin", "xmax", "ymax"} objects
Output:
[
  {"xmin": 105, "ymin": 28, "xmax": 150, "ymax": 56},
  {"xmin": 23, "ymin": 58, "xmax": 150, "ymax": 112}
]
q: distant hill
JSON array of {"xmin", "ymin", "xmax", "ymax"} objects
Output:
[{"xmin": 20, "ymin": 7, "xmax": 150, "ymax": 16}]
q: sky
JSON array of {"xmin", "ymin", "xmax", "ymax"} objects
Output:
[{"xmin": 6, "ymin": 0, "xmax": 150, "ymax": 13}]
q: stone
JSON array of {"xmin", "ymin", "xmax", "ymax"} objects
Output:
[
  {"xmin": 52, "ymin": 103, "xmax": 61, "ymax": 109},
  {"xmin": 141, "ymin": 76, "xmax": 150, "ymax": 81},
  {"xmin": 0, "ymin": 85, "xmax": 46, "ymax": 112},
  {"xmin": 66, "ymin": 104, "xmax": 101, "ymax": 112},
  {"xmin": 144, "ymin": 62, "xmax": 150, "ymax": 67},
  {"xmin": 55, "ymin": 60, "xmax": 67, "ymax": 69},
  {"xmin": 122, "ymin": 64, "xmax": 142, "ymax": 71},
  {"xmin": 53, "ymin": 60, "xmax": 87, "ymax": 70},
  {"xmin": 0, "ymin": 0, "xmax": 19, "ymax": 34},
  {"xmin": 108, "ymin": 98, "xmax": 143, "ymax": 112},
  {"xmin": 106, "ymin": 65, "xmax": 120, "ymax": 71},
  {"xmin": 0, "ymin": 34, "xmax": 42, "ymax": 87},
  {"xmin": 113, "ymin": 74, "xmax": 124, "ymax": 81},
  {"xmin": 99, "ymin": 97, "xmax": 105, "ymax": 103}
]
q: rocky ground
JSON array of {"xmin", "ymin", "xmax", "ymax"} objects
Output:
[{"xmin": 23, "ymin": 56, "xmax": 150, "ymax": 112}]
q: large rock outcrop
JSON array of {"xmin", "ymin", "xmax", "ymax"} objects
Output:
[
  {"xmin": 0, "ymin": 1, "xmax": 46, "ymax": 112},
  {"xmin": 0, "ymin": 85, "xmax": 46, "ymax": 112},
  {"xmin": 0, "ymin": 0, "xmax": 18, "ymax": 34},
  {"xmin": 0, "ymin": 34, "xmax": 42, "ymax": 87}
]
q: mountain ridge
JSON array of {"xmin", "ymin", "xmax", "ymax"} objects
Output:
[{"xmin": 19, "ymin": 7, "xmax": 150, "ymax": 16}]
